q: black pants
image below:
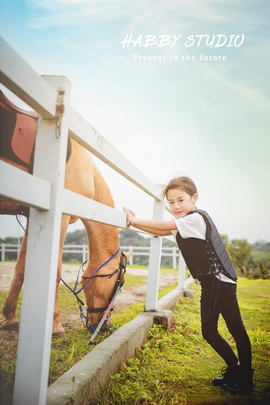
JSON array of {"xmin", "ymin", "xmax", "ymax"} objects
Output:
[{"xmin": 200, "ymin": 277, "xmax": 252, "ymax": 369}]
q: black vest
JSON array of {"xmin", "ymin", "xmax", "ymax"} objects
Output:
[{"xmin": 176, "ymin": 210, "xmax": 237, "ymax": 282}]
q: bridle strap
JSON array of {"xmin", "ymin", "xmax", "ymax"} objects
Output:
[
  {"xmin": 86, "ymin": 252, "xmax": 127, "ymax": 314},
  {"xmin": 86, "ymin": 306, "xmax": 114, "ymax": 313},
  {"xmin": 82, "ymin": 268, "xmax": 119, "ymax": 280},
  {"xmin": 61, "ymin": 247, "xmax": 120, "ymax": 297},
  {"xmin": 60, "ymin": 249, "xmax": 126, "ymax": 333}
]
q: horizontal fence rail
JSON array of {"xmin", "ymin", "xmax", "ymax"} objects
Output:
[
  {"xmin": 0, "ymin": 161, "xmax": 51, "ymax": 210},
  {"xmin": 69, "ymin": 108, "xmax": 163, "ymax": 201},
  {"xmin": 0, "ymin": 37, "xmax": 57, "ymax": 118},
  {"xmin": 0, "ymin": 244, "xmax": 182, "ymax": 269}
]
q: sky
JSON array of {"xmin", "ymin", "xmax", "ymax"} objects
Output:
[{"xmin": 0, "ymin": 0, "xmax": 270, "ymax": 243}]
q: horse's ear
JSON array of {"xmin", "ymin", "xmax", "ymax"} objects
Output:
[{"xmin": 125, "ymin": 249, "xmax": 133, "ymax": 261}]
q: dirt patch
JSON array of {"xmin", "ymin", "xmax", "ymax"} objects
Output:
[
  {"xmin": 0, "ymin": 261, "xmax": 177, "ymax": 347},
  {"xmin": 0, "ymin": 262, "xmax": 177, "ymax": 309},
  {"xmin": 0, "ymin": 262, "xmax": 176, "ymax": 354},
  {"xmin": 0, "ymin": 261, "xmax": 177, "ymax": 327}
]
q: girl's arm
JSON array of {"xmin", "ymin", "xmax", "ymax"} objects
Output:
[
  {"xmin": 129, "ymin": 223, "xmax": 173, "ymax": 236},
  {"xmin": 123, "ymin": 208, "xmax": 177, "ymax": 236}
]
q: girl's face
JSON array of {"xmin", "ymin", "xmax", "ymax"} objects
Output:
[{"xmin": 167, "ymin": 188, "xmax": 198, "ymax": 218}]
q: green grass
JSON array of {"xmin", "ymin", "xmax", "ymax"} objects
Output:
[
  {"xmin": 250, "ymin": 251, "xmax": 270, "ymax": 264},
  {"xmin": 1, "ymin": 273, "xmax": 269, "ymax": 405},
  {"xmin": 0, "ymin": 268, "xmax": 174, "ymax": 403},
  {"xmin": 95, "ymin": 278, "xmax": 270, "ymax": 405}
]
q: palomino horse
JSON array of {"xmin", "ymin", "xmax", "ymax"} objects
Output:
[{"xmin": 0, "ymin": 91, "xmax": 130, "ymax": 337}]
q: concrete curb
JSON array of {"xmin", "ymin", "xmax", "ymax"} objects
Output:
[{"xmin": 46, "ymin": 288, "xmax": 191, "ymax": 405}]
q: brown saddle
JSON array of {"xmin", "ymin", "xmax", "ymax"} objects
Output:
[
  {"xmin": 0, "ymin": 90, "xmax": 72, "ymax": 171},
  {"xmin": 0, "ymin": 90, "xmax": 38, "ymax": 169}
]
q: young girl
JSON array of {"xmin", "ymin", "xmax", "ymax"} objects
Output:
[{"xmin": 123, "ymin": 176, "xmax": 253, "ymax": 395}]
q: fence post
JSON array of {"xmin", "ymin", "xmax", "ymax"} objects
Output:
[
  {"xmin": 1, "ymin": 244, "xmax": 5, "ymax": 262},
  {"xmin": 145, "ymin": 198, "xmax": 164, "ymax": 311},
  {"xmin": 172, "ymin": 246, "xmax": 176, "ymax": 269},
  {"xmin": 129, "ymin": 245, "xmax": 133, "ymax": 265},
  {"xmin": 177, "ymin": 251, "xmax": 186, "ymax": 289},
  {"xmin": 13, "ymin": 76, "xmax": 71, "ymax": 405},
  {"xmin": 82, "ymin": 244, "xmax": 87, "ymax": 263},
  {"xmin": 17, "ymin": 242, "xmax": 20, "ymax": 260}
]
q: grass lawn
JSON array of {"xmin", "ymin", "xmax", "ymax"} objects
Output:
[
  {"xmin": 0, "ymin": 271, "xmax": 269, "ymax": 404},
  {"xmin": 96, "ymin": 278, "xmax": 270, "ymax": 405}
]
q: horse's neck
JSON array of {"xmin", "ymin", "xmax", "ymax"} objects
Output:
[
  {"xmin": 84, "ymin": 165, "xmax": 119, "ymax": 262},
  {"xmin": 92, "ymin": 165, "xmax": 115, "ymax": 208},
  {"xmin": 85, "ymin": 221, "xmax": 119, "ymax": 260}
]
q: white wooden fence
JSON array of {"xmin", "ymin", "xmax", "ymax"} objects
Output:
[
  {"xmin": 0, "ymin": 38, "xmax": 186, "ymax": 405},
  {"xmin": 0, "ymin": 244, "xmax": 182, "ymax": 268}
]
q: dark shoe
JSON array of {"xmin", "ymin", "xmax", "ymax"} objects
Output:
[
  {"xmin": 212, "ymin": 365, "xmax": 240, "ymax": 387},
  {"xmin": 226, "ymin": 368, "xmax": 254, "ymax": 395}
]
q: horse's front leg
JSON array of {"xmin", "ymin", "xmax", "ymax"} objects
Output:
[
  {"xmin": 52, "ymin": 214, "xmax": 71, "ymax": 338},
  {"xmin": 2, "ymin": 230, "xmax": 28, "ymax": 329}
]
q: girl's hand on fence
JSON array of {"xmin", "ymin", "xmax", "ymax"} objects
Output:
[{"xmin": 122, "ymin": 207, "xmax": 136, "ymax": 228}]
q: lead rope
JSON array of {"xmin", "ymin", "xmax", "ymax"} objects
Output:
[
  {"xmin": 16, "ymin": 214, "xmax": 28, "ymax": 235},
  {"xmin": 90, "ymin": 279, "xmax": 121, "ymax": 342},
  {"xmin": 61, "ymin": 260, "xmax": 96, "ymax": 332}
]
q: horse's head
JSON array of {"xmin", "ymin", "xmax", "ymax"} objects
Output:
[{"xmin": 82, "ymin": 249, "xmax": 132, "ymax": 331}]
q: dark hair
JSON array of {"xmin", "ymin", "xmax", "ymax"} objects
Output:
[{"xmin": 163, "ymin": 176, "xmax": 198, "ymax": 197}]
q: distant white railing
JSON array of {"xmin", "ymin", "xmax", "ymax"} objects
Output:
[{"xmin": 0, "ymin": 244, "xmax": 181, "ymax": 269}]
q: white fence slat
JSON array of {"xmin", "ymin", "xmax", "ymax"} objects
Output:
[
  {"xmin": 62, "ymin": 188, "xmax": 127, "ymax": 228},
  {"xmin": 13, "ymin": 76, "xmax": 71, "ymax": 405},
  {"xmin": 0, "ymin": 38, "xmax": 57, "ymax": 118},
  {"xmin": 1, "ymin": 244, "xmax": 5, "ymax": 261},
  {"xmin": 0, "ymin": 161, "xmax": 51, "ymax": 210},
  {"xmin": 145, "ymin": 199, "xmax": 164, "ymax": 311},
  {"xmin": 178, "ymin": 251, "xmax": 186, "ymax": 289},
  {"xmin": 69, "ymin": 107, "xmax": 163, "ymax": 201}
]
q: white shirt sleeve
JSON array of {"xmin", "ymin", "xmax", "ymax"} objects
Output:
[{"xmin": 171, "ymin": 212, "xmax": 206, "ymax": 240}]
